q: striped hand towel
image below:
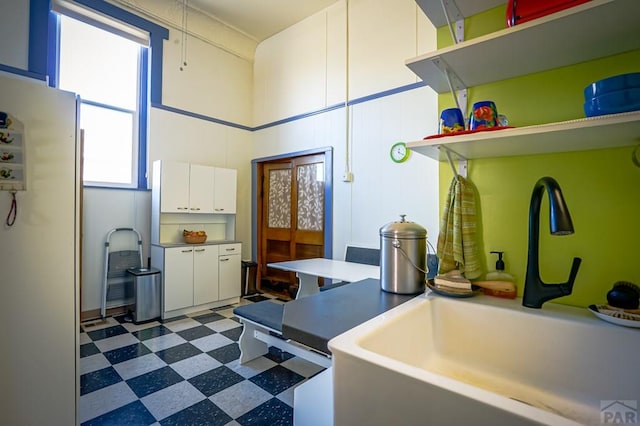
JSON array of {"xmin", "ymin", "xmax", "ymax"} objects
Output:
[{"xmin": 436, "ymin": 175, "xmax": 483, "ymax": 280}]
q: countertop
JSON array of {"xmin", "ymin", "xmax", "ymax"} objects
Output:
[
  {"xmin": 151, "ymin": 240, "xmax": 241, "ymax": 248},
  {"xmin": 282, "ymin": 278, "xmax": 417, "ymax": 354}
]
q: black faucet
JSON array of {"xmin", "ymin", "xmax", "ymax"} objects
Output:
[{"xmin": 523, "ymin": 177, "xmax": 582, "ymax": 309}]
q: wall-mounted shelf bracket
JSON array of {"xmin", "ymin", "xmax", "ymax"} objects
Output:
[
  {"xmin": 437, "ymin": 1, "xmax": 468, "ymax": 115},
  {"xmin": 454, "ymin": 18, "xmax": 464, "ymax": 43},
  {"xmin": 442, "ymin": 63, "xmax": 468, "ymax": 118},
  {"xmin": 442, "ymin": 145, "xmax": 467, "ymax": 178}
]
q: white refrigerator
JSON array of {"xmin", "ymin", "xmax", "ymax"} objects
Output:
[{"xmin": 0, "ymin": 73, "xmax": 80, "ymax": 425}]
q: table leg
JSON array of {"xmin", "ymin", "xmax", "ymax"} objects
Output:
[{"xmin": 295, "ymin": 272, "xmax": 320, "ymax": 299}]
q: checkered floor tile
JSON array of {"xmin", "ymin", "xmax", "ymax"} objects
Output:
[{"xmin": 79, "ymin": 294, "xmax": 326, "ymax": 425}]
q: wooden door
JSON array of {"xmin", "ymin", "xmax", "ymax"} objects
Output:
[{"xmin": 258, "ymin": 153, "xmax": 326, "ymax": 297}]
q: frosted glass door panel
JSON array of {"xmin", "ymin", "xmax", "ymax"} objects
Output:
[
  {"xmin": 268, "ymin": 169, "xmax": 292, "ymax": 228},
  {"xmin": 296, "ymin": 163, "xmax": 324, "ymax": 232}
]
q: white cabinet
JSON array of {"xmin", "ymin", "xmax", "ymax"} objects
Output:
[
  {"xmin": 218, "ymin": 243, "xmax": 241, "ymax": 300},
  {"xmin": 151, "ymin": 160, "xmax": 241, "ymax": 318},
  {"xmin": 151, "ymin": 160, "xmax": 238, "ymax": 245},
  {"xmin": 406, "ymin": 0, "xmax": 640, "ymax": 160},
  {"xmin": 189, "ymin": 164, "xmax": 215, "ymax": 214},
  {"xmin": 157, "ymin": 161, "xmax": 215, "ymax": 214},
  {"xmin": 162, "ymin": 246, "xmax": 196, "ymax": 312},
  {"xmin": 153, "ymin": 243, "xmax": 238, "ymax": 318},
  {"xmin": 193, "ymin": 245, "xmax": 219, "ymax": 305},
  {"xmin": 158, "ymin": 161, "xmax": 189, "ymax": 213},
  {"xmin": 214, "ymin": 167, "xmax": 237, "ymax": 214}
]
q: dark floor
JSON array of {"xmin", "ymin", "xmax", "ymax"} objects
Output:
[{"xmin": 79, "ymin": 294, "xmax": 325, "ymax": 425}]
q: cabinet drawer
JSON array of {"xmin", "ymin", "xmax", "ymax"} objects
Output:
[{"xmin": 219, "ymin": 243, "xmax": 241, "ymax": 255}]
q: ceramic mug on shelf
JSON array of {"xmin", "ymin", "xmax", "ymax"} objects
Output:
[
  {"xmin": 469, "ymin": 101, "xmax": 499, "ymax": 130},
  {"xmin": 439, "ymin": 107, "xmax": 465, "ymax": 134}
]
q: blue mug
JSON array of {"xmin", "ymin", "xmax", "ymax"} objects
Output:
[
  {"xmin": 439, "ymin": 108, "xmax": 465, "ymax": 134},
  {"xmin": 469, "ymin": 101, "xmax": 499, "ymax": 130}
]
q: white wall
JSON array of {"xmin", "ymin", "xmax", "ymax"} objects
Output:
[
  {"xmin": 0, "ymin": 0, "xmax": 29, "ymax": 70},
  {"xmin": 252, "ymin": 0, "xmax": 441, "ymax": 255},
  {"xmin": 81, "ymin": 188, "xmax": 151, "ymax": 312},
  {"xmin": 161, "ymin": 28, "xmax": 253, "ymax": 126}
]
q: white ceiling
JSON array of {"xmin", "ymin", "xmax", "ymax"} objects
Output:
[{"xmin": 188, "ymin": 0, "xmax": 340, "ymax": 41}]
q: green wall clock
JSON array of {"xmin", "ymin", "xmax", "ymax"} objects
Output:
[{"xmin": 390, "ymin": 141, "xmax": 410, "ymax": 163}]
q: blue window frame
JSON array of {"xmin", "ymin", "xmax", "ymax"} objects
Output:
[{"xmin": 10, "ymin": 0, "xmax": 169, "ymax": 189}]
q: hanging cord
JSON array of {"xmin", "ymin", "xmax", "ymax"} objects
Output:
[
  {"xmin": 6, "ymin": 190, "xmax": 17, "ymax": 227},
  {"xmin": 180, "ymin": 0, "xmax": 188, "ymax": 71}
]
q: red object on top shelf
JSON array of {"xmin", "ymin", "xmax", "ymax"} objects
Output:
[
  {"xmin": 506, "ymin": 0, "xmax": 591, "ymax": 27},
  {"xmin": 424, "ymin": 126, "xmax": 514, "ymax": 140}
]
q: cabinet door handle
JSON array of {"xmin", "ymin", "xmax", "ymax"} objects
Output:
[
  {"xmin": 195, "ymin": 248, "xmax": 205, "ymax": 252},
  {"xmin": 215, "ymin": 208, "xmax": 224, "ymax": 212},
  {"xmin": 181, "ymin": 249, "xmax": 193, "ymax": 253},
  {"xmin": 177, "ymin": 207, "xmax": 188, "ymax": 210},
  {"xmin": 190, "ymin": 207, "xmax": 201, "ymax": 211},
  {"xmin": 219, "ymin": 258, "xmax": 230, "ymax": 262},
  {"xmin": 225, "ymin": 248, "xmax": 235, "ymax": 252}
]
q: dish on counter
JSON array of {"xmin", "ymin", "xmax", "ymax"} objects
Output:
[
  {"xmin": 588, "ymin": 304, "xmax": 640, "ymax": 328},
  {"xmin": 426, "ymin": 280, "xmax": 477, "ymax": 298}
]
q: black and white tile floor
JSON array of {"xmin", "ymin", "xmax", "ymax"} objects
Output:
[{"xmin": 79, "ymin": 294, "xmax": 325, "ymax": 425}]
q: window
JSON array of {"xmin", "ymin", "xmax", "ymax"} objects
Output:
[{"xmin": 58, "ymin": 14, "xmax": 146, "ymax": 188}]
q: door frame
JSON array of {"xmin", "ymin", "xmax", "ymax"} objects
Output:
[{"xmin": 251, "ymin": 146, "xmax": 334, "ymax": 263}]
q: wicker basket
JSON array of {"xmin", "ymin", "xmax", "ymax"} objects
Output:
[{"xmin": 183, "ymin": 233, "xmax": 207, "ymax": 244}]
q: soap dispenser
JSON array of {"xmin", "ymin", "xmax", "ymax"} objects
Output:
[
  {"xmin": 484, "ymin": 251, "xmax": 517, "ymax": 298},
  {"xmin": 487, "ymin": 251, "xmax": 514, "ymax": 281}
]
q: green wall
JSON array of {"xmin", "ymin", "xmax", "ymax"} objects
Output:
[{"xmin": 436, "ymin": 6, "xmax": 640, "ymax": 307}]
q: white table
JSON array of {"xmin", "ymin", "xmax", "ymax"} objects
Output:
[{"xmin": 268, "ymin": 258, "xmax": 380, "ymax": 298}]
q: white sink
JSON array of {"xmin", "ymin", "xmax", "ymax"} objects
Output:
[{"xmin": 329, "ymin": 292, "xmax": 640, "ymax": 426}]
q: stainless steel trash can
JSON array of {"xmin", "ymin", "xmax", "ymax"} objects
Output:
[
  {"xmin": 241, "ymin": 260, "xmax": 258, "ymax": 296},
  {"xmin": 127, "ymin": 267, "xmax": 161, "ymax": 323}
]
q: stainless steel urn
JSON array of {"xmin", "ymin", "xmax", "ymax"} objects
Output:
[{"xmin": 379, "ymin": 215, "xmax": 427, "ymax": 294}]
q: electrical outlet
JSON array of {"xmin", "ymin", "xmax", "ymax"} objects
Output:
[{"xmin": 342, "ymin": 172, "xmax": 353, "ymax": 182}]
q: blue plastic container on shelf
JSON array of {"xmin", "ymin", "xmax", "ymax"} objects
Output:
[
  {"xmin": 583, "ymin": 88, "xmax": 640, "ymax": 117},
  {"xmin": 583, "ymin": 73, "xmax": 640, "ymax": 117},
  {"xmin": 583, "ymin": 72, "xmax": 640, "ymax": 99}
]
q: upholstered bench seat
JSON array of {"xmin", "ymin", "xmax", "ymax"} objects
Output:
[{"xmin": 233, "ymin": 301, "xmax": 283, "ymax": 333}]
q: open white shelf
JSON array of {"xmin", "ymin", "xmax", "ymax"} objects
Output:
[
  {"xmin": 415, "ymin": 0, "xmax": 504, "ymax": 28},
  {"xmin": 407, "ymin": 111, "xmax": 640, "ymax": 161},
  {"xmin": 406, "ymin": 0, "xmax": 640, "ymax": 93}
]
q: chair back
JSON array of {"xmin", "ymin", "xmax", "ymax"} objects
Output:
[{"xmin": 345, "ymin": 246, "xmax": 380, "ymax": 266}]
